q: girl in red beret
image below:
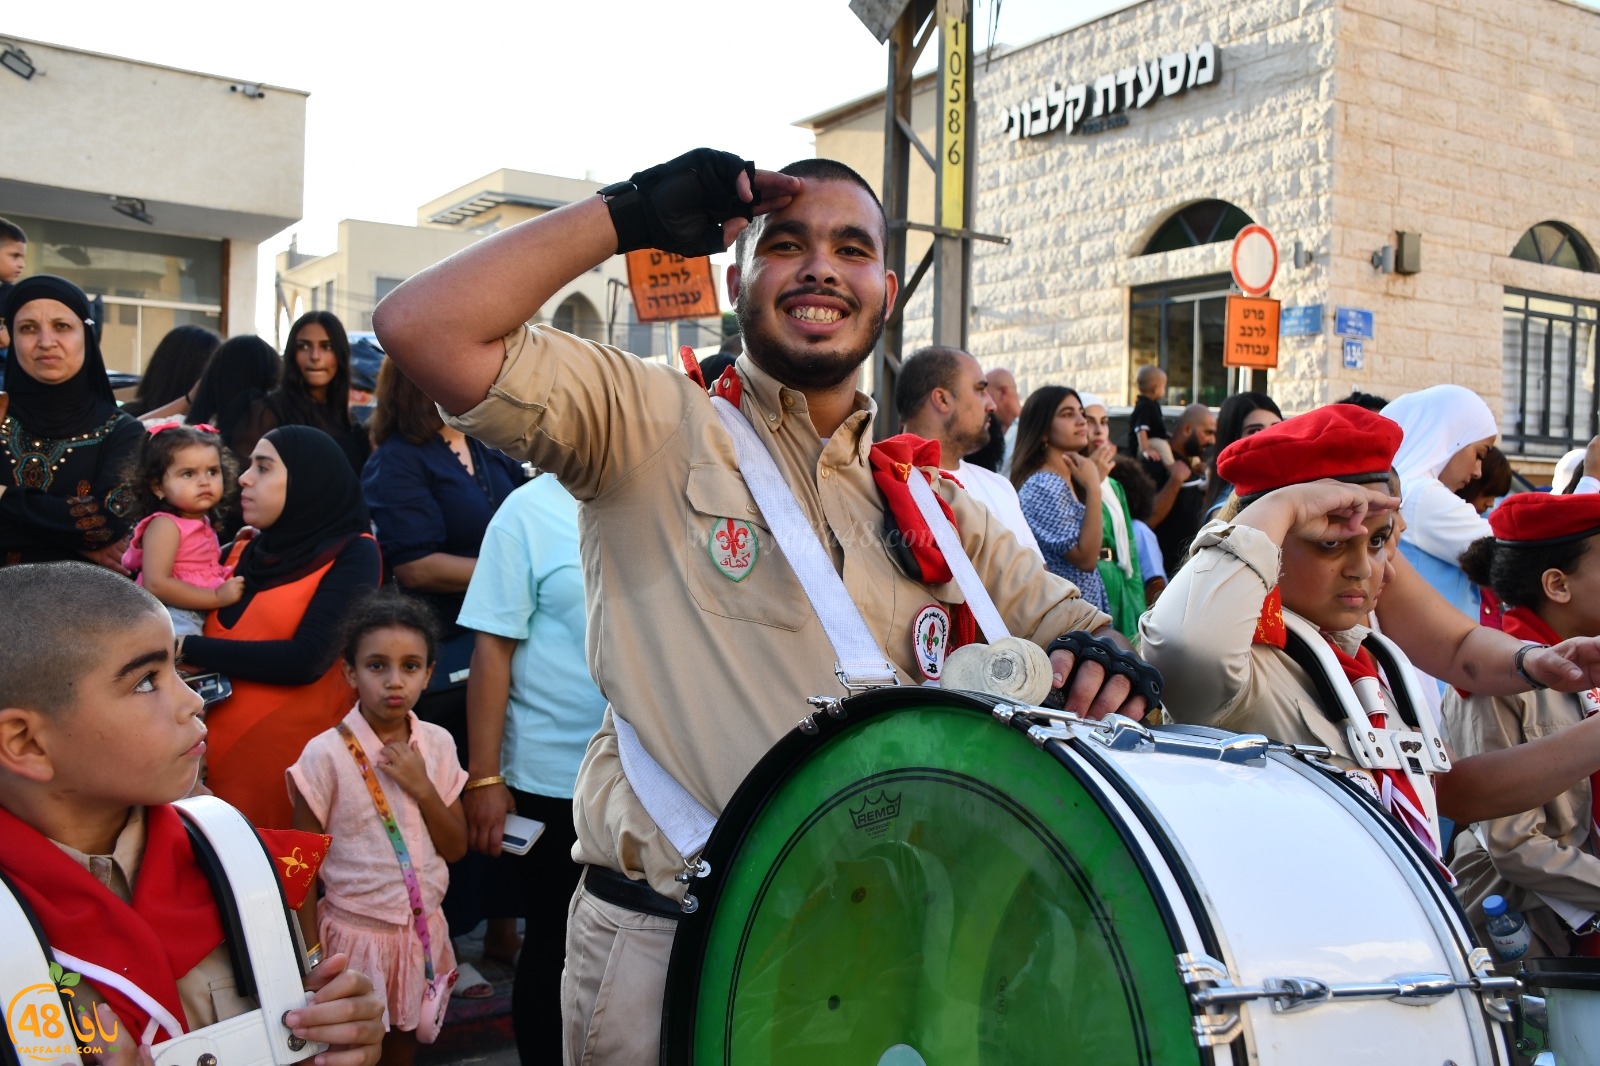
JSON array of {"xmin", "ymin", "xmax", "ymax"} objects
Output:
[
  {"xmin": 1446, "ymin": 491, "xmax": 1600, "ymax": 960},
  {"xmin": 1142, "ymin": 406, "xmax": 1600, "ymax": 863}
]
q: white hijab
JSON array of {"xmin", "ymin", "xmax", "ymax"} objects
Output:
[
  {"xmin": 1381, "ymin": 384, "xmax": 1497, "ymax": 564},
  {"xmin": 1382, "ymin": 385, "xmax": 1498, "ymax": 484}
]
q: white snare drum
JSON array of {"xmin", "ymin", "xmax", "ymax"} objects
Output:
[{"xmin": 664, "ymin": 688, "xmax": 1516, "ymax": 1065}]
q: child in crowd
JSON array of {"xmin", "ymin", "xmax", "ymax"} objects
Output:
[
  {"xmin": 1449, "ymin": 492, "xmax": 1600, "ymax": 958},
  {"xmin": 290, "ymin": 591, "xmax": 468, "ymax": 1066},
  {"xmin": 0, "ymin": 216, "xmax": 26, "ymax": 353},
  {"xmin": 0, "ymin": 562, "xmax": 384, "ymax": 1065},
  {"xmin": 1142, "ymin": 404, "xmax": 1600, "ymax": 869},
  {"xmin": 121, "ymin": 424, "xmax": 245, "ymax": 636},
  {"xmin": 1127, "ymin": 364, "xmax": 1175, "ymax": 466}
]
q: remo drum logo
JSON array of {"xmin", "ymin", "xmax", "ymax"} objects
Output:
[
  {"xmin": 850, "ymin": 790, "xmax": 902, "ymax": 840},
  {"xmin": 709, "ymin": 518, "xmax": 759, "ymax": 581},
  {"xmin": 6, "ymin": 963, "xmax": 114, "ymax": 1061}
]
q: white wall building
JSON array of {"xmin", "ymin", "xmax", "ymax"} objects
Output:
[
  {"xmin": 806, "ymin": 0, "xmax": 1600, "ymax": 469},
  {"xmin": 0, "ymin": 34, "xmax": 305, "ymax": 374}
]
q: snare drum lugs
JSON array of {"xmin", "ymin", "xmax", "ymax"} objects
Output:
[{"xmin": 663, "ymin": 688, "xmax": 1514, "ymax": 1065}]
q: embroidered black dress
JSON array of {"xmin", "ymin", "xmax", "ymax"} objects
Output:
[{"xmin": 0, "ymin": 276, "xmax": 145, "ymax": 566}]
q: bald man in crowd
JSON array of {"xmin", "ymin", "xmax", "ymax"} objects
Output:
[
  {"xmin": 963, "ymin": 366, "xmax": 1021, "ymax": 473},
  {"xmin": 1149, "ymin": 402, "xmax": 1217, "ymax": 575},
  {"xmin": 896, "ymin": 347, "xmax": 1042, "ymax": 559}
]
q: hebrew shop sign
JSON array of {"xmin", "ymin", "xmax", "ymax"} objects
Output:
[{"xmin": 1003, "ymin": 42, "xmax": 1218, "ymax": 139}]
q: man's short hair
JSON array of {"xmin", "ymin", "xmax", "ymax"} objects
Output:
[
  {"xmin": 734, "ymin": 158, "xmax": 887, "ymax": 270},
  {"xmin": 0, "ymin": 217, "xmax": 26, "ymax": 246},
  {"xmin": 1179, "ymin": 402, "xmax": 1213, "ymax": 428},
  {"xmin": 895, "ymin": 346, "xmax": 970, "ymax": 419},
  {"xmin": 1136, "ymin": 365, "xmax": 1166, "ymax": 390},
  {"xmin": 0, "ymin": 563, "xmax": 164, "ymax": 716}
]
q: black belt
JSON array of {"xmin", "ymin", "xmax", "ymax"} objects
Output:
[{"xmin": 583, "ymin": 864, "xmax": 683, "ymax": 920}]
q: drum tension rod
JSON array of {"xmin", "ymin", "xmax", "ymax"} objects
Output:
[{"xmin": 799, "ymin": 696, "xmax": 848, "ymax": 735}]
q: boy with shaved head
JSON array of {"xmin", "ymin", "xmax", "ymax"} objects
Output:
[{"xmin": 0, "ymin": 562, "xmax": 385, "ymax": 1066}]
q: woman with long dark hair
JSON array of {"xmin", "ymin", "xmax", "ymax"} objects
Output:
[
  {"xmin": 0, "ymin": 275, "xmax": 145, "ymax": 568},
  {"xmin": 188, "ymin": 334, "xmax": 281, "ymax": 458},
  {"xmin": 1202, "ymin": 391, "xmax": 1282, "ymax": 517},
  {"xmin": 240, "ymin": 312, "xmax": 369, "ymax": 473},
  {"xmin": 122, "ymin": 324, "xmax": 220, "ymax": 417},
  {"xmin": 1010, "ymin": 385, "xmax": 1109, "ymax": 612}
]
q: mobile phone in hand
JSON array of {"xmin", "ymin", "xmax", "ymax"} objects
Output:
[{"xmin": 502, "ymin": 813, "xmax": 545, "ymax": 855}]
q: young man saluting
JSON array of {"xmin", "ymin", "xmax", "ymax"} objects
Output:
[{"xmin": 373, "ymin": 149, "xmax": 1156, "ymax": 1062}]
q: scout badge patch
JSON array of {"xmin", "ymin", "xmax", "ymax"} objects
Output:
[
  {"xmin": 710, "ymin": 517, "xmax": 759, "ymax": 581},
  {"xmin": 913, "ymin": 603, "xmax": 951, "ymax": 681}
]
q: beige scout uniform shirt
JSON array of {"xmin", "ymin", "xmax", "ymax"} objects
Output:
[
  {"xmin": 444, "ymin": 325, "xmax": 1109, "ymax": 897},
  {"xmin": 1445, "ymin": 686, "xmax": 1600, "ymax": 951},
  {"xmin": 52, "ymin": 807, "xmax": 255, "ymax": 1030},
  {"xmin": 1140, "ymin": 519, "xmax": 1374, "ymax": 769}
]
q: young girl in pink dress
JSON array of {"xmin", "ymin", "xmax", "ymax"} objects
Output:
[
  {"xmin": 120, "ymin": 423, "xmax": 244, "ymax": 635},
  {"xmin": 289, "ymin": 591, "xmax": 468, "ymax": 1066}
]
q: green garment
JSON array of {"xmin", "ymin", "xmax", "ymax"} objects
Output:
[{"xmin": 1096, "ymin": 478, "xmax": 1145, "ymax": 643}]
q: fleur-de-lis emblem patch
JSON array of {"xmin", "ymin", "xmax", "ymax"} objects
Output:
[
  {"xmin": 280, "ymin": 846, "xmax": 310, "ymax": 878},
  {"xmin": 709, "ymin": 518, "xmax": 759, "ymax": 581}
]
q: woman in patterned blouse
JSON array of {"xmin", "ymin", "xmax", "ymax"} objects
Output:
[{"xmin": 1009, "ymin": 385, "xmax": 1110, "ymax": 612}]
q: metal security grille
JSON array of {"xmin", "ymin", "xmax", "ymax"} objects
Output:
[{"xmin": 1502, "ymin": 288, "xmax": 1600, "ymax": 457}]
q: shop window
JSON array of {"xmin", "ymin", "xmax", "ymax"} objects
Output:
[
  {"xmin": 1510, "ymin": 222, "xmax": 1598, "ymax": 273},
  {"xmin": 1502, "ymin": 288, "xmax": 1599, "ymax": 457},
  {"xmin": 1129, "ymin": 274, "xmax": 1233, "ymax": 407},
  {"xmin": 1140, "ymin": 201, "xmax": 1254, "ymax": 256}
]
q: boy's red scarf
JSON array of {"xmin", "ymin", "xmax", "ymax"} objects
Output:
[
  {"xmin": 0, "ymin": 805, "xmax": 329, "ymax": 1041},
  {"xmin": 1255, "ymin": 590, "xmax": 1449, "ymax": 879},
  {"xmin": 869, "ymin": 434, "xmax": 979, "ymax": 650},
  {"xmin": 1500, "ymin": 606, "xmax": 1600, "ymax": 840}
]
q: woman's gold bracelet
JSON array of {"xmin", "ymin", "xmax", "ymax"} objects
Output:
[{"xmin": 464, "ymin": 775, "xmax": 506, "ymax": 791}]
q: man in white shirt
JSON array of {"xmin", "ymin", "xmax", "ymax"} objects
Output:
[{"xmin": 895, "ymin": 346, "xmax": 1044, "ymax": 559}]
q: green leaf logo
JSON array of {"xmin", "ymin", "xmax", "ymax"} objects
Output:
[
  {"xmin": 60, "ymin": 972, "xmax": 80, "ymax": 987},
  {"xmin": 49, "ymin": 962, "xmax": 63, "ymax": 984}
]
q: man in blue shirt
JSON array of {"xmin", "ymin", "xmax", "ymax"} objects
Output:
[{"xmin": 458, "ymin": 474, "xmax": 607, "ymax": 1063}]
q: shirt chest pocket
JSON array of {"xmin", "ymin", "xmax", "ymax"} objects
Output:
[{"xmin": 684, "ymin": 464, "xmax": 807, "ymax": 632}]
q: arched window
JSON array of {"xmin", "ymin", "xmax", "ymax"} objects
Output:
[
  {"xmin": 552, "ymin": 293, "xmax": 603, "ymax": 341},
  {"xmin": 1510, "ymin": 222, "xmax": 1598, "ymax": 272},
  {"xmin": 1140, "ymin": 200, "xmax": 1255, "ymax": 256}
]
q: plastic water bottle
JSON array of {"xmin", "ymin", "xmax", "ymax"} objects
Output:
[{"xmin": 1485, "ymin": 894, "xmax": 1532, "ymax": 963}]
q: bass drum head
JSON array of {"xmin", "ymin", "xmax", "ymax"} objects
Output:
[{"xmin": 664, "ymin": 688, "xmax": 1199, "ymax": 1065}]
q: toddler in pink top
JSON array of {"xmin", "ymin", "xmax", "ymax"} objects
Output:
[
  {"xmin": 120, "ymin": 424, "xmax": 244, "ymax": 636},
  {"xmin": 289, "ymin": 591, "xmax": 467, "ymax": 1065}
]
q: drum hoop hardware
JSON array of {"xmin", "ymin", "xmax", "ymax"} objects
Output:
[
  {"xmin": 1177, "ymin": 950, "xmax": 1521, "ymax": 1034},
  {"xmin": 994, "ymin": 704, "xmax": 1305, "ymax": 766}
]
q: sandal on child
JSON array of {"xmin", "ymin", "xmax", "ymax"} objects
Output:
[{"xmin": 455, "ymin": 962, "xmax": 495, "ymax": 999}]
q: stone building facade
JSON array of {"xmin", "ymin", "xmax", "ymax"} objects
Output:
[{"xmin": 803, "ymin": 0, "xmax": 1600, "ymax": 465}]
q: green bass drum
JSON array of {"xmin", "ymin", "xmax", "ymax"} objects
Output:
[{"xmin": 661, "ymin": 687, "xmax": 1208, "ymax": 1066}]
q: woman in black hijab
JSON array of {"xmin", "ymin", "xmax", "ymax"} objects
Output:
[
  {"xmin": 181, "ymin": 425, "xmax": 382, "ymax": 829},
  {"xmin": 237, "ymin": 311, "xmax": 370, "ymax": 474},
  {"xmin": 0, "ymin": 275, "xmax": 145, "ymax": 568}
]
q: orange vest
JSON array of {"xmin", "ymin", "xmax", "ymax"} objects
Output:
[{"xmin": 201, "ymin": 535, "xmax": 374, "ymax": 829}]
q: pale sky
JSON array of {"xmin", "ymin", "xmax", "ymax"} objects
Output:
[{"xmin": 8, "ymin": 0, "xmax": 1594, "ymax": 336}]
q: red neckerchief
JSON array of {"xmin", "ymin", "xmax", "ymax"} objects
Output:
[
  {"xmin": 1326, "ymin": 639, "xmax": 1451, "ymax": 880},
  {"xmin": 869, "ymin": 434, "xmax": 978, "ymax": 650},
  {"xmin": 1253, "ymin": 594, "xmax": 1449, "ymax": 877},
  {"xmin": 679, "ymin": 344, "xmax": 707, "ymax": 390},
  {"xmin": 0, "ymin": 806, "xmax": 331, "ymax": 1040},
  {"xmin": 1501, "ymin": 607, "xmax": 1600, "ymax": 842},
  {"xmin": 0, "ymin": 804, "xmax": 224, "ymax": 1039}
]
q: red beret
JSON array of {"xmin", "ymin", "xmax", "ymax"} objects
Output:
[
  {"xmin": 1218, "ymin": 404, "xmax": 1403, "ymax": 498},
  {"xmin": 1489, "ymin": 490, "xmax": 1600, "ymax": 546}
]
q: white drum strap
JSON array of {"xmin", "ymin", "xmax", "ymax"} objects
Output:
[
  {"xmin": 710, "ymin": 395, "xmax": 898, "ymax": 686},
  {"xmin": 613, "ymin": 713, "xmax": 718, "ymax": 860},
  {"xmin": 901, "ymin": 465, "xmax": 1010, "ymax": 643}
]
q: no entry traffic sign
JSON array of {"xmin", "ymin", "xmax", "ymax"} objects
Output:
[{"xmin": 1231, "ymin": 224, "xmax": 1278, "ymax": 297}]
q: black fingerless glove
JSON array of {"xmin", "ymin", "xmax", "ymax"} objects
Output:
[
  {"xmin": 1046, "ymin": 631, "xmax": 1164, "ymax": 710},
  {"xmin": 602, "ymin": 148, "xmax": 757, "ymax": 257}
]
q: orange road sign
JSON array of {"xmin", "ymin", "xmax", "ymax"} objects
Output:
[
  {"xmin": 626, "ymin": 250, "xmax": 718, "ymax": 322},
  {"xmin": 1223, "ymin": 295, "xmax": 1280, "ymax": 368}
]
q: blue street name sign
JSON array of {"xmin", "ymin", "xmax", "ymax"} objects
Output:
[
  {"xmin": 1335, "ymin": 307, "xmax": 1375, "ymax": 339},
  {"xmin": 1280, "ymin": 304, "xmax": 1323, "ymax": 337}
]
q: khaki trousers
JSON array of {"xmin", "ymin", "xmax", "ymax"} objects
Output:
[{"xmin": 561, "ymin": 878, "xmax": 679, "ymax": 1065}]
